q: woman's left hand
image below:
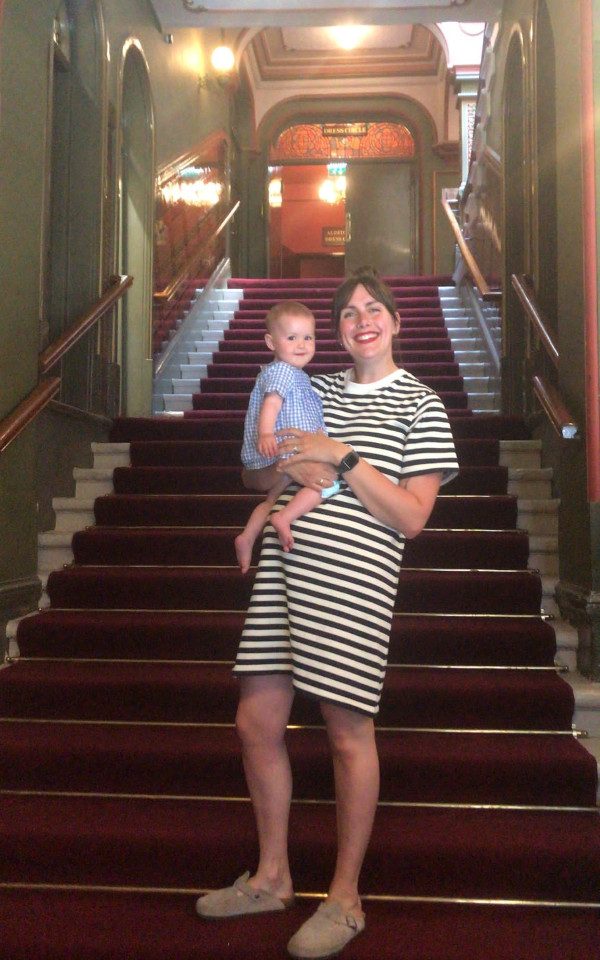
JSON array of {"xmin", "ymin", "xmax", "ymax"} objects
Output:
[{"xmin": 276, "ymin": 428, "xmax": 345, "ymax": 466}]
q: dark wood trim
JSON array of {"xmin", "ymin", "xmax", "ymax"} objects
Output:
[
  {"xmin": 482, "ymin": 145, "xmax": 501, "ymax": 179},
  {"xmin": 511, "ymin": 274, "xmax": 559, "ymax": 368},
  {"xmin": 0, "ymin": 378, "xmax": 61, "ymax": 454},
  {"xmin": 532, "ymin": 374, "xmax": 579, "ymax": 440},
  {"xmin": 441, "ymin": 190, "xmax": 501, "ymax": 302},
  {"xmin": 39, "ymin": 275, "xmax": 133, "ymax": 375},
  {"xmin": 47, "ymin": 400, "xmax": 112, "ymax": 428}
]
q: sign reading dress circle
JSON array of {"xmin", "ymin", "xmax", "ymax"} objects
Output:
[{"xmin": 322, "ymin": 123, "xmax": 368, "ymax": 138}]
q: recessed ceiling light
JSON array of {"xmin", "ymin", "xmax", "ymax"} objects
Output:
[{"xmin": 329, "ymin": 25, "xmax": 369, "ymax": 51}]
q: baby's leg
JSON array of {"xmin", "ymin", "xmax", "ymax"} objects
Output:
[
  {"xmin": 235, "ymin": 474, "xmax": 289, "ymax": 573},
  {"xmin": 270, "ymin": 486, "xmax": 322, "ymax": 553}
]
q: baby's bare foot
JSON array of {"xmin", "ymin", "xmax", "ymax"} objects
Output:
[
  {"xmin": 235, "ymin": 533, "xmax": 253, "ymax": 574},
  {"xmin": 271, "ymin": 512, "xmax": 294, "ymax": 553}
]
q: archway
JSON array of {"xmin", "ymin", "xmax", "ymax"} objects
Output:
[
  {"xmin": 242, "ymin": 94, "xmax": 443, "ymax": 279},
  {"xmin": 119, "ymin": 43, "xmax": 154, "ymax": 416},
  {"xmin": 268, "ymin": 121, "xmax": 417, "ymax": 278}
]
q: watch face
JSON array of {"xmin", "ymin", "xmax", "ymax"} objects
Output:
[{"xmin": 340, "ymin": 451, "xmax": 359, "ymax": 474}]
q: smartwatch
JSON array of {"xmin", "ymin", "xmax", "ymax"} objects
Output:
[{"xmin": 338, "ymin": 447, "xmax": 360, "ymax": 476}]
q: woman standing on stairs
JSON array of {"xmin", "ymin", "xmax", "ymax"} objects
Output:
[{"xmin": 196, "ymin": 267, "xmax": 459, "ymax": 958}]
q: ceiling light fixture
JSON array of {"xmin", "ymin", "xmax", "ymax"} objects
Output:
[{"xmin": 330, "ymin": 25, "xmax": 368, "ymax": 51}]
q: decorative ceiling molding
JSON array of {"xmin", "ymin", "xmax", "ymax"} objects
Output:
[
  {"xmin": 149, "ymin": 0, "xmax": 502, "ymax": 30},
  {"xmin": 251, "ymin": 25, "xmax": 443, "ymax": 82}
]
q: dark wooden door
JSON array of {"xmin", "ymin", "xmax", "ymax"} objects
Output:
[{"xmin": 345, "ymin": 161, "xmax": 415, "ymax": 275}]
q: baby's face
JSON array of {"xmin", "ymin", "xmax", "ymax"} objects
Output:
[{"xmin": 265, "ymin": 313, "xmax": 316, "ymax": 369}]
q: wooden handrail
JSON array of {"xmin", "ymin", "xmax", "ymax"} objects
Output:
[
  {"xmin": 441, "ymin": 192, "xmax": 501, "ymax": 302},
  {"xmin": 0, "ymin": 378, "xmax": 61, "ymax": 454},
  {"xmin": 510, "ymin": 275, "xmax": 578, "ymax": 438},
  {"xmin": 511, "ymin": 274, "xmax": 559, "ymax": 369},
  {"xmin": 533, "ymin": 374, "xmax": 579, "ymax": 439},
  {"xmin": 1, "ymin": 274, "xmax": 132, "ymax": 455},
  {"xmin": 154, "ymin": 201, "xmax": 240, "ymax": 302},
  {"xmin": 39, "ymin": 274, "xmax": 133, "ymax": 375}
]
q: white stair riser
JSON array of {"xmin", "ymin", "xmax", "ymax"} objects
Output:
[
  {"xmin": 468, "ymin": 393, "xmax": 497, "ymax": 410},
  {"xmin": 53, "ymin": 505, "xmax": 95, "ymax": 532},
  {"xmin": 528, "ymin": 551, "xmax": 559, "ymax": 576},
  {"xmin": 163, "ymin": 394, "xmax": 193, "ymax": 412},
  {"xmin": 517, "ymin": 510, "xmax": 558, "ymax": 535},
  {"xmin": 74, "ymin": 478, "xmax": 113, "ymax": 498},
  {"xmin": 508, "ymin": 479, "xmax": 552, "ymax": 498},
  {"xmin": 37, "ymin": 544, "xmax": 73, "ymax": 573},
  {"xmin": 500, "ymin": 452, "xmax": 541, "ymax": 469}
]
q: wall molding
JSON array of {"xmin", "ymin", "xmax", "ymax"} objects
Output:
[
  {"xmin": 482, "ymin": 144, "xmax": 501, "ymax": 177},
  {"xmin": 0, "ymin": 576, "xmax": 41, "ymax": 619}
]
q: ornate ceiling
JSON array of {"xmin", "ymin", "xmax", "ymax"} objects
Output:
[
  {"xmin": 250, "ymin": 25, "xmax": 444, "ymax": 82},
  {"xmin": 149, "ymin": 0, "xmax": 501, "ymax": 30}
]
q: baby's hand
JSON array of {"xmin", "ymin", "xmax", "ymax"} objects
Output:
[{"xmin": 257, "ymin": 433, "xmax": 279, "ymax": 458}]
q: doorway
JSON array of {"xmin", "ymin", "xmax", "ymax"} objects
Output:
[
  {"xmin": 269, "ymin": 160, "xmax": 416, "ymax": 278},
  {"xmin": 267, "ymin": 120, "xmax": 417, "ymax": 279}
]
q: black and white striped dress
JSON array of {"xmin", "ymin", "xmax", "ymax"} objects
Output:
[{"xmin": 234, "ymin": 368, "xmax": 459, "ymax": 715}]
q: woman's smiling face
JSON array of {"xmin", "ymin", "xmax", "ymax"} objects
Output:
[{"xmin": 338, "ymin": 284, "xmax": 400, "ymax": 370}]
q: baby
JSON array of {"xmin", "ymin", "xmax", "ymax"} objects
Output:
[{"xmin": 235, "ymin": 300, "xmax": 338, "ymax": 573}]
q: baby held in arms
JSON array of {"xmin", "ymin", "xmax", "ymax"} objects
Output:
[{"xmin": 235, "ymin": 300, "xmax": 339, "ymax": 573}]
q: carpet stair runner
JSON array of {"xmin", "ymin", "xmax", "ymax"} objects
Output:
[{"xmin": 1, "ymin": 275, "xmax": 599, "ymax": 958}]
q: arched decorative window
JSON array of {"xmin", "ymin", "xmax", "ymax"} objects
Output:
[{"xmin": 271, "ymin": 122, "xmax": 415, "ymax": 163}]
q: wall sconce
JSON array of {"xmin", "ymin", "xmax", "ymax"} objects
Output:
[{"xmin": 199, "ymin": 41, "xmax": 235, "ymax": 89}]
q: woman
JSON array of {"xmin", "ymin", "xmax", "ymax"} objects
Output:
[{"xmin": 196, "ymin": 268, "xmax": 459, "ymax": 959}]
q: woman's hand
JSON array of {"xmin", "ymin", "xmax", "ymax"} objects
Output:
[
  {"xmin": 279, "ymin": 459, "xmax": 337, "ymax": 493},
  {"xmin": 276, "ymin": 428, "xmax": 349, "ymax": 467},
  {"xmin": 275, "ymin": 428, "xmax": 347, "ymax": 492}
]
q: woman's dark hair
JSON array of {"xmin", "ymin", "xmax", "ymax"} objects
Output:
[{"xmin": 331, "ymin": 267, "xmax": 399, "ymax": 335}]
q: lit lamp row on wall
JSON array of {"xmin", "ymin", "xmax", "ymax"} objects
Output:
[
  {"xmin": 268, "ymin": 164, "xmax": 348, "ymax": 208},
  {"xmin": 161, "ymin": 167, "xmax": 223, "ymax": 207}
]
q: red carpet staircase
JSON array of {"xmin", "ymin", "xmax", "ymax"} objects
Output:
[{"xmin": 1, "ymin": 277, "xmax": 599, "ymax": 958}]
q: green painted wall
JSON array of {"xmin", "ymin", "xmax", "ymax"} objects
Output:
[
  {"xmin": 0, "ymin": 0, "xmax": 231, "ymax": 614},
  {"xmin": 485, "ymin": 1, "xmax": 592, "ymax": 595}
]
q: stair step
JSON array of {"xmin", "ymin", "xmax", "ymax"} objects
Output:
[
  {"xmin": 94, "ymin": 493, "xmax": 519, "ymax": 529},
  {"xmin": 517, "ymin": 498, "xmax": 559, "ymax": 535},
  {"xmin": 70, "ymin": 527, "xmax": 531, "ymax": 571},
  {"xmin": 52, "ymin": 498, "xmax": 96, "ymax": 532},
  {"xmin": 44, "ymin": 566, "xmax": 544, "ymax": 615},
  {"xmin": 2, "ymin": 890, "xmax": 597, "ymax": 960},
  {"xmin": 12, "ymin": 610, "xmax": 557, "ymax": 667},
  {"xmin": 0, "ymin": 722, "xmax": 593, "ymax": 806},
  {"xmin": 2, "ymin": 794, "xmax": 599, "ymax": 902}
]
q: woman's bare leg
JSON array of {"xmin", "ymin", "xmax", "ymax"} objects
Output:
[
  {"xmin": 320, "ymin": 700, "xmax": 380, "ymax": 915},
  {"xmin": 236, "ymin": 673, "xmax": 296, "ymax": 899}
]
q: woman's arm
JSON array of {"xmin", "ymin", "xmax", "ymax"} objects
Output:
[{"xmin": 276, "ymin": 429, "xmax": 442, "ymax": 537}]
